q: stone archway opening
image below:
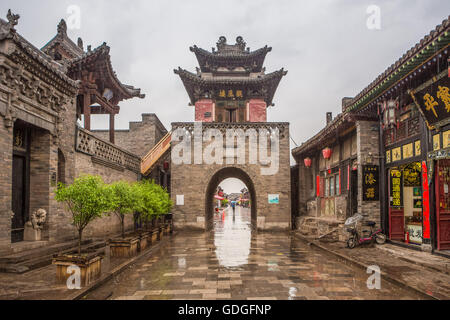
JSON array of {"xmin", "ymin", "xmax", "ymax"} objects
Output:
[{"xmin": 205, "ymin": 167, "xmax": 257, "ymax": 231}]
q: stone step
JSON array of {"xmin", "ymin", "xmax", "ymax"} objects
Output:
[{"xmin": 0, "ymin": 240, "xmax": 106, "ymax": 274}]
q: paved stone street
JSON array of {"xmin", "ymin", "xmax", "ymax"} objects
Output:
[{"xmin": 83, "ymin": 207, "xmax": 428, "ymax": 300}]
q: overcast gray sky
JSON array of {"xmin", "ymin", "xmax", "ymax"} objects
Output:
[{"xmin": 2, "ymin": 0, "xmax": 449, "ymax": 179}]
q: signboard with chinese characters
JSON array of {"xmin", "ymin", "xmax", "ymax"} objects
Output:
[
  {"xmin": 390, "ymin": 169, "xmax": 403, "ymax": 207},
  {"xmin": 392, "ymin": 147, "xmax": 402, "ymax": 162},
  {"xmin": 386, "ymin": 150, "xmax": 391, "ymax": 163},
  {"xmin": 217, "ymin": 89, "xmax": 245, "ymax": 99},
  {"xmin": 413, "ymin": 76, "xmax": 450, "ymax": 129},
  {"xmin": 443, "ymin": 130, "xmax": 450, "ymax": 149},
  {"xmin": 415, "ymin": 140, "xmax": 421, "ymax": 156},
  {"xmin": 402, "ymin": 143, "xmax": 414, "ymax": 159},
  {"xmin": 363, "ymin": 165, "xmax": 379, "ymax": 201}
]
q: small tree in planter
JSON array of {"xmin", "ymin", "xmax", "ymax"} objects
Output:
[
  {"xmin": 108, "ymin": 181, "xmax": 138, "ymax": 239},
  {"xmin": 53, "ymin": 174, "xmax": 110, "ymax": 286},
  {"xmin": 107, "ymin": 181, "xmax": 142, "ymax": 257}
]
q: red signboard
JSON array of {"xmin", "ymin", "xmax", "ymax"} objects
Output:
[{"xmin": 422, "ymin": 161, "xmax": 430, "ymax": 239}]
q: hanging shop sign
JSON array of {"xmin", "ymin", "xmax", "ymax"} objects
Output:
[
  {"xmin": 390, "ymin": 169, "xmax": 403, "ymax": 207},
  {"xmin": 409, "ymin": 75, "xmax": 450, "ymax": 129},
  {"xmin": 362, "ymin": 165, "xmax": 379, "ymax": 201}
]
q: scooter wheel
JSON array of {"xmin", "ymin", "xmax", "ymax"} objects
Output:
[
  {"xmin": 347, "ymin": 237, "xmax": 357, "ymax": 249},
  {"xmin": 375, "ymin": 233, "xmax": 386, "ymax": 244}
]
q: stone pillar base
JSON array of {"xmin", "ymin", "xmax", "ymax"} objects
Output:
[{"xmin": 24, "ymin": 223, "xmax": 42, "ymax": 241}]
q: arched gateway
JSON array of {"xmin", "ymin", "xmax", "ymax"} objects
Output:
[
  {"xmin": 168, "ymin": 37, "xmax": 291, "ymax": 231},
  {"xmin": 205, "ymin": 167, "xmax": 257, "ymax": 230}
]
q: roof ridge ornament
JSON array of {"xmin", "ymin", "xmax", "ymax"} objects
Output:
[
  {"xmin": 235, "ymin": 36, "xmax": 246, "ymax": 51},
  {"xmin": 216, "ymin": 36, "xmax": 227, "ymax": 51},
  {"xmin": 57, "ymin": 19, "xmax": 67, "ymax": 36},
  {"xmin": 6, "ymin": 9, "xmax": 20, "ymax": 32}
]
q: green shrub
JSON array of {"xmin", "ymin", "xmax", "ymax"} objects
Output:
[{"xmin": 134, "ymin": 180, "xmax": 172, "ymax": 225}]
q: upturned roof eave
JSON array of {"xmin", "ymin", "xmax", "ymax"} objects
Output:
[{"xmin": 346, "ymin": 15, "xmax": 450, "ymax": 113}]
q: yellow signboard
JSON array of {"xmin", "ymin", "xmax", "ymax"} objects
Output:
[
  {"xmin": 433, "ymin": 134, "xmax": 441, "ymax": 151},
  {"xmin": 392, "ymin": 147, "xmax": 402, "ymax": 162},
  {"xmin": 386, "ymin": 150, "xmax": 391, "ymax": 163},
  {"xmin": 415, "ymin": 140, "xmax": 421, "ymax": 156},
  {"xmin": 443, "ymin": 130, "xmax": 450, "ymax": 149},
  {"xmin": 403, "ymin": 143, "xmax": 414, "ymax": 159}
]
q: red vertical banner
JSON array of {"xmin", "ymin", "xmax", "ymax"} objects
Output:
[
  {"xmin": 316, "ymin": 175, "xmax": 320, "ymax": 197},
  {"xmin": 422, "ymin": 161, "xmax": 430, "ymax": 240},
  {"xmin": 347, "ymin": 165, "xmax": 350, "ymax": 191}
]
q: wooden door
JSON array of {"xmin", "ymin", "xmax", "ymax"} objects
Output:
[
  {"xmin": 11, "ymin": 155, "xmax": 26, "ymax": 243},
  {"xmin": 436, "ymin": 160, "xmax": 450, "ymax": 250},
  {"xmin": 389, "ymin": 168, "xmax": 404, "ymax": 240}
]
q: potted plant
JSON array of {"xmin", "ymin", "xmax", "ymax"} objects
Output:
[
  {"xmin": 53, "ymin": 175, "xmax": 110, "ymax": 286},
  {"xmin": 107, "ymin": 181, "xmax": 141, "ymax": 257}
]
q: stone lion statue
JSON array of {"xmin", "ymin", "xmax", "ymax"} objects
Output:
[{"xmin": 30, "ymin": 208, "xmax": 47, "ymax": 230}]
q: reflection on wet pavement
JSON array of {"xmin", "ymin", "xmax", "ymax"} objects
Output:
[
  {"xmin": 214, "ymin": 206, "xmax": 251, "ymax": 268},
  {"xmin": 84, "ymin": 207, "xmax": 428, "ymax": 300}
]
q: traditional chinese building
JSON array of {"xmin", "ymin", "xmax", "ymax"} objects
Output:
[
  {"xmin": 0, "ymin": 10, "xmax": 166, "ymax": 259},
  {"xmin": 292, "ymin": 106, "xmax": 379, "ymax": 241},
  {"xmin": 174, "ymin": 36, "xmax": 287, "ymax": 123},
  {"xmin": 41, "ymin": 19, "xmax": 145, "ymax": 144},
  {"xmin": 169, "ymin": 36, "xmax": 291, "ymax": 231},
  {"xmin": 292, "ymin": 15, "xmax": 450, "ymax": 252}
]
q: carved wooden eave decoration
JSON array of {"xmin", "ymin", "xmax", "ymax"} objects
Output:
[
  {"xmin": 174, "ymin": 67, "xmax": 287, "ymax": 106},
  {"xmin": 68, "ymin": 42, "xmax": 145, "ymax": 102},
  {"xmin": 190, "ymin": 37, "xmax": 272, "ymax": 73}
]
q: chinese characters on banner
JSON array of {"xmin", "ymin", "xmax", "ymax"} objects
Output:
[
  {"xmin": 415, "ymin": 77, "xmax": 450, "ymax": 128},
  {"xmin": 390, "ymin": 169, "xmax": 403, "ymax": 207},
  {"xmin": 363, "ymin": 165, "xmax": 379, "ymax": 201}
]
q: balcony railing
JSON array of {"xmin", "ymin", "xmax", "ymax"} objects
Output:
[{"xmin": 75, "ymin": 126, "xmax": 141, "ymax": 173}]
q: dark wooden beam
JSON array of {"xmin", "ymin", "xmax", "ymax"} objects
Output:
[{"xmin": 109, "ymin": 113, "xmax": 115, "ymax": 144}]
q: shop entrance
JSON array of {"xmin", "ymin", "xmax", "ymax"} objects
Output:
[
  {"xmin": 388, "ymin": 163, "xmax": 423, "ymax": 245},
  {"xmin": 435, "ymin": 160, "xmax": 450, "ymax": 250}
]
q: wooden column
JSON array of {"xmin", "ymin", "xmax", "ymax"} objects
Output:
[
  {"xmin": 109, "ymin": 112, "xmax": 115, "ymax": 144},
  {"xmin": 83, "ymin": 93, "xmax": 91, "ymax": 130}
]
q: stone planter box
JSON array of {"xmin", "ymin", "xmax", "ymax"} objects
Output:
[
  {"xmin": 52, "ymin": 251, "xmax": 102, "ymax": 287},
  {"xmin": 109, "ymin": 237, "xmax": 139, "ymax": 258},
  {"xmin": 163, "ymin": 223, "xmax": 170, "ymax": 235},
  {"xmin": 138, "ymin": 232, "xmax": 151, "ymax": 252},
  {"xmin": 151, "ymin": 230, "xmax": 158, "ymax": 243},
  {"xmin": 157, "ymin": 227, "xmax": 163, "ymax": 241}
]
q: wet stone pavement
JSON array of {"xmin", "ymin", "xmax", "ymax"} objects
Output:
[{"xmin": 84, "ymin": 206, "xmax": 428, "ymax": 300}]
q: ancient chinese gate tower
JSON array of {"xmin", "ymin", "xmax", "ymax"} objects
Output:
[{"xmin": 171, "ymin": 36, "xmax": 291, "ymax": 231}]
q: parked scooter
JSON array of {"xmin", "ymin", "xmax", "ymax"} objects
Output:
[{"xmin": 344, "ymin": 213, "xmax": 386, "ymax": 249}]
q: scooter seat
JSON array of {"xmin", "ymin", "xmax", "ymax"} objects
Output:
[{"xmin": 364, "ymin": 221, "xmax": 376, "ymax": 227}]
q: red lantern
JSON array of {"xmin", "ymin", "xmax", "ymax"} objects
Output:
[
  {"xmin": 322, "ymin": 147, "xmax": 332, "ymax": 159},
  {"xmin": 163, "ymin": 161, "xmax": 169, "ymax": 170},
  {"xmin": 304, "ymin": 157, "xmax": 312, "ymax": 168}
]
